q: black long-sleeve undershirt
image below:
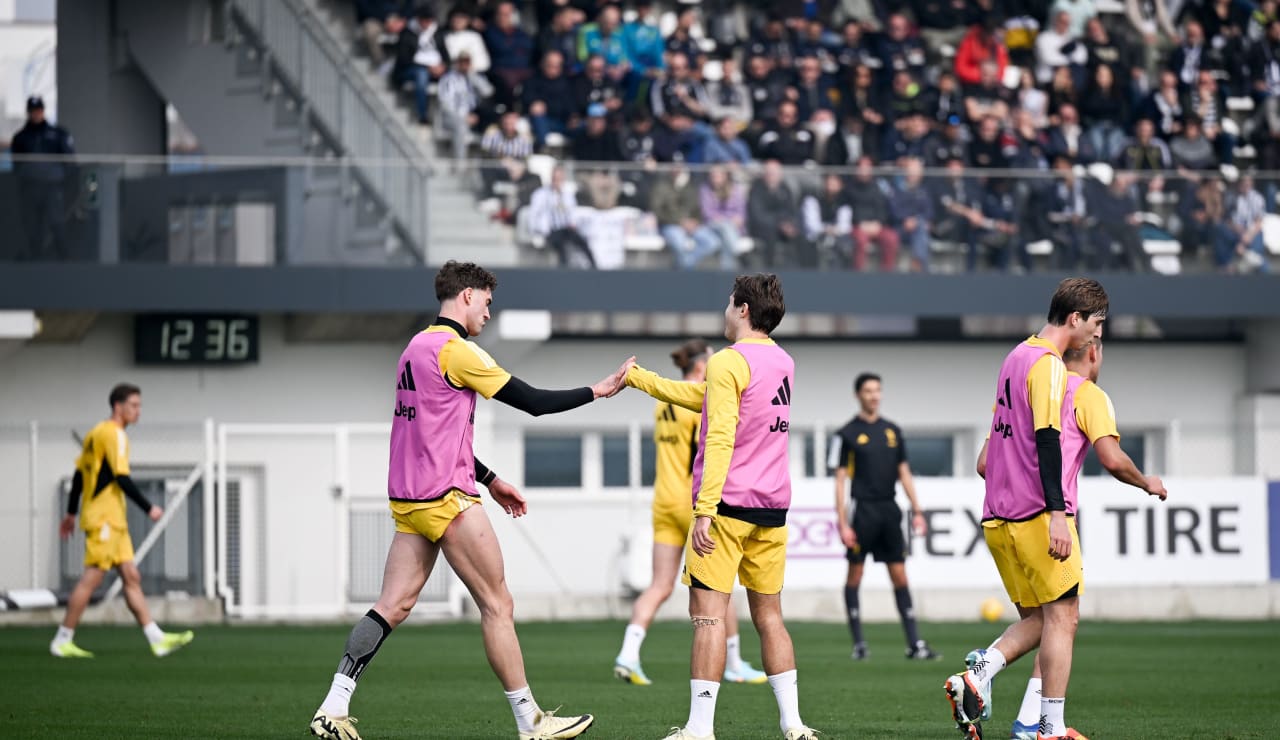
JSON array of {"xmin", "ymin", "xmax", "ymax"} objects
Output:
[
  {"xmin": 66, "ymin": 470, "xmax": 153, "ymax": 516},
  {"xmin": 492, "ymin": 376, "xmax": 594, "ymax": 417},
  {"xmin": 1035, "ymin": 428, "xmax": 1067, "ymax": 512},
  {"xmin": 474, "ymin": 457, "xmax": 497, "ymax": 487}
]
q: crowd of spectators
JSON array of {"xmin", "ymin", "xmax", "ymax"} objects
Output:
[{"xmin": 352, "ymin": 0, "xmax": 1280, "ymax": 273}]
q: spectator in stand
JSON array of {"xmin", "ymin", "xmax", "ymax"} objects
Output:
[
  {"xmin": 848, "ymin": 156, "xmax": 901, "ymax": 271},
  {"xmin": 665, "ymin": 7, "xmax": 705, "ymax": 69},
  {"xmin": 481, "ymin": 109, "xmax": 534, "ymax": 160},
  {"xmin": 1185, "ymin": 69, "xmax": 1235, "ymax": 163},
  {"xmin": 1171, "ymin": 116, "xmax": 1218, "ymax": 170},
  {"xmin": 10, "ymin": 95, "xmax": 75, "ymax": 261},
  {"xmin": 1247, "ymin": 0, "xmax": 1278, "ymax": 42},
  {"xmin": 964, "ymin": 59, "xmax": 1013, "ymax": 124},
  {"xmin": 356, "ymin": 0, "xmax": 407, "ymax": 71},
  {"xmin": 1083, "ymin": 17, "xmax": 1141, "ymax": 98},
  {"xmin": 703, "ymin": 117, "xmax": 754, "ymax": 165},
  {"xmin": 811, "ymin": 109, "xmax": 854, "ymax": 165},
  {"xmin": 930, "ymin": 155, "xmax": 985, "ymax": 261},
  {"xmin": 445, "ymin": 6, "xmax": 491, "ymax": 73},
  {"xmin": 438, "ymin": 52, "xmax": 494, "ymax": 163},
  {"xmin": 886, "ymin": 70, "xmax": 926, "ymax": 124},
  {"xmin": 876, "ymin": 13, "xmax": 928, "ymax": 87},
  {"xmin": 706, "ymin": 57, "xmax": 753, "ymax": 123},
  {"xmin": 977, "ymin": 178, "xmax": 1027, "ymax": 272},
  {"xmin": 392, "ymin": 6, "xmax": 446, "ymax": 125},
  {"xmin": 652, "ymin": 113, "xmax": 701, "ymax": 161},
  {"xmin": 529, "ymin": 165, "xmax": 594, "ymax": 268},
  {"xmin": 911, "ymin": 0, "xmax": 971, "ymax": 50},
  {"xmin": 955, "ymin": 19, "xmax": 1009, "ymax": 87},
  {"xmin": 745, "ymin": 54, "xmax": 789, "ymax": 130},
  {"xmin": 1010, "ymin": 107, "xmax": 1051, "ymax": 170},
  {"xmin": 969, "ymin": 115, "xmax": 1013, "ymax": 169},
  {"xmin": 846, "ymin": 64, "xmax": 886, "ymax": 157},
  {"xmin": 1118, "ymin": 118, "xmax": 1171, "ymax": 203},
  {"xmin": 1035, "ymin": 10, "xmax": 1087, "ymax": 84},
  {"xmin": 574, "ymin": 54, "xmax": 624, "ymax": 118},
  {"xmin": 578, "ymin": 4, "xmax": 630, "ymax": 82},
  {"xmin": 834, "ymin": 20, "xmax": 872, "ymax": 81},
  {"xmin": 1046, "ymin": 102, "xmax": 1084, "ymax": 161},
  {"xmin": 537, "ymin": 6, "xmax": 582, "ymax": 75},
  {"xmin": 699, "ymin": 164, "xmax": 748, "ymax": 265},
  {"xmin": 1080, "ymin": 64, "xmax": 1130, "ymax": 160},
  {"xmin": 621, "ymin": 109, "xmax": 658, "ymax": 163},
  {"xmin": 803, "ymin": 173, "xmax": 856, "ymax": 269},
  {"xmin": 1016, "ymin": 69, "xmax": 1050, "ymax": 128},
  {"xmin": 1224, "ymin": 172, "xmax": 1271, "ymax": 272},
  {"xmin": 1047, "ymin": 64, "xmax": 1080, "ymax": 119},
  {"xmin": 881, "ymin": 111, "xmax": 933, "ymax": 164},
  {"xmin": 651, "ymin": 164, "xmax": 733, "ymax": 269},
  {"xmin": 890, "ymin": 157, "xmax": 936, "ymax": 271},
  {"xmin": 926, "ymin": 70, "xmax": 964, "ymax": 128},
  {"xmin": 1050, "ymin": 0, "xmax": 1098, "ymax": 36},
  {"xmin": 1046, "ymin": 155, "xmax": 1089, "ymax": 268},
  {"xmin": 650, "ymin": 52, "xmax": 711, "ymax": 124},
  {"xmin": 747, "ymin": 14, "xmax": 797, "ymax": 70},
  {"xmin": 796, "ymin": 18, "xmax": 839, "ymax": 67},
  {"xmin": 1195, "ymin": 0, "xmax": 1249, "ymax": 77},
  {"xmin": 622, "ymin": 0, "xmax": 665, "ymax": 92},
  {"xmin": 747, "ymin": 159, "xmax": 802, "ymax": 267},
  {"xmin": 792, "ymin": 55, "xmax": 841, "ymax": 122},
  {"xmin": 1182, "ymin": 177, "xmax": 1231, "ymax": 261},
  {"xmin": 1247, "ymin": 18, "xmax": 1280, "ymax": 101},
  {"xmin": 1088, "ymin": 170, "xmax": 1148, "ymax": 271},
  {"xmin": 1143, "ymin": 69, "xmax": 1185, "ymax": 140},
  {"xmin": 1167, "ymin": 20, "xmax": 1210, "ymax": 91},
  {"xmin": 755, "ymin": 100, "xmax": 815, "ymax": 165},
  {"xmin": 925, "ymin": 114, "xmax": 969, "ymax": 165},
  {"xmin": 523, "ymin": 50, "xmax": 575, "ymax": 149},
  {"xmin": 485, "ymin": 1, "xmax": 534, "ymax": 104},
  {"xmin": 572, "ymin": 103, "xmax": 625, "ymax": 161},
  {"xmin": 1125, "ymin": 0, "xmax": 1178, "ymax": 45}
]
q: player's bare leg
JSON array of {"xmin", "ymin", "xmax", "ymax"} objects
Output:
[
  {"xmin": 1010, "ymin": 604, "xmax": 1044, "ymax": 739},
  {"xmin": 747, "ymin": 590, "xmax": 813, "ymax": 738},
  {"xmin": 948, "ymin": 606, "xmax": 1045, "ymax": 733},
  {"xmin": 442, "ymin": 506, "xmax": 594, "ymax": 739},
  {"xmin": 678, "ymin": 586, "xmax": 731, "ymax": 738},
  {"xmin": 313, "ymin": 532, "xmax": 437, "ymax": 739},
  {"xmin": 1036, "ymin": 596, "xmax": 1080, "ymax": 737},
  {"xmin": 615, "ymin": 543, "xmax": 680, "ymax": 684},
  {"xmin": 721, "ymin": 596, "xmax": 766, "ymax": 681},
  {"xmin": 50, "ymin": 566, "xmax": 104, "ymax": 658},
  {"xmin": 118, "ymin": 560, "xmax": 195, "ymax": 657}
]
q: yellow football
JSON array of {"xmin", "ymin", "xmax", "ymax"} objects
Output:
[{"xmin": 980, "ymin": 597, "xmax": 1005, "ymax": 623}]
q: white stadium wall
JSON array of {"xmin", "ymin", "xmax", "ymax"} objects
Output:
[{"xmin": 0, "ymin": 316, "xmax": 1275, "ymax": 621}]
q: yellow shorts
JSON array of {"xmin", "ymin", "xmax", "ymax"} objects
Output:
[
  {"xmin": 984, "ymin": 513, "xmax": 1083, "ymax": 608},
  {"xmin": 391, "ymin": 489, "xmax": 482, "ymax": 543},
  {"xmin": 83, "ymin": 523, "xmax": 135, "ymax": 570},
  {"xmin": 682, "ymin": 516, "xmax": 787, "ymax": 595},
  {"xmin": 652, "ymin": 501, "xmax": 692, "ymax": 547}
]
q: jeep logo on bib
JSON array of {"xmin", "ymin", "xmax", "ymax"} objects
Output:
[{"xmin": 394, "ymin": 400, "xmax": 416, "ymax": 422}]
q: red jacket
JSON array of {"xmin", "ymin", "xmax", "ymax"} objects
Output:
[{"xmin": 954, "ymin": 26, "xmax": 1009, "ymax": 86}]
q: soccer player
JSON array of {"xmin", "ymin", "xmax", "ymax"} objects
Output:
[
  {"xmin": 975, "ymin": 331, "xmax": 1168, "ymax": 740},
  {"xmin": 613, "ymin": 339, "xmax": 767, "ymax": 686},
  {"xmin": 829, "ymin": 372, "xmax": 939, "ymax": 661},
  {"xmin": 623, "ymin": 274, "xmax": 817, "ymax": 740},
  {"xmin": 944, "ymin": 278, "xmax": 1166, "ymax": 740},
  {"xmin": 51, "ymin": 383, "xmax": 195, "ymax": 659},
  {"xmin": 309, "ymin": 261, "xmax": 633, "ymax": 740}
]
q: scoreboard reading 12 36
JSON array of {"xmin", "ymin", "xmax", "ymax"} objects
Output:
[{"xmin": 134, "ymin": 314, "xmax": 260, "ymax": 365}]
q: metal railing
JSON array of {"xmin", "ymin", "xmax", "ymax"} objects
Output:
[{"xmin": 227, "ymin": 0, "xmax": 430, "ymax": 259}]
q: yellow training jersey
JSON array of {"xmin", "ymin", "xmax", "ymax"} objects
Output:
[
  {"xmin": 653, "ymin": 398, "xmax": 701, "ymax": 511},
  {"xmin": 75, "ymin": 420, "xmax": 132, "ymax": 531}
]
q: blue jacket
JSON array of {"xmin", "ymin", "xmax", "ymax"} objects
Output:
[{"xmin": 622, "ymin": 22, "xmax": 664, "ymax": 74}]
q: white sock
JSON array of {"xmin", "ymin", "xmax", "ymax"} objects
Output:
[
  {"xmin": 968, "ymin": 646, "xmax": 1007, "ymax": 686},
  {"xmin": 725, "ymin": 634, "xmax": 742, "ymax": 671},
  {"xmin": 618, "ymin": 623, "xmax": 646, "ymax": 664},
  {"xmin": 1040, "ymin": 697, "xmax": 1066, "ymax": 736},
  {"xmin": 768, "ymin": 669, "xmax": 803, "ymax": 732},
  {"xmin": 1016, "ymin": 677, "xmax": 1042, "ymax": 726},
  {"xmin": 143, "ymin": 622, "xmax": 164, "ymax": 645},
  {"xmin": 505, "ymin": 686, "xmax": 540, "ymax": 733},
  {"xmin": 686, "ymin": 679, "xmax": 720, "ymax": 736},
  {"xmin": 54, "ymin": 626, "xmax": 74, "ymax": 644},
  {"xmin": 320, "ymin": 673, "xmax": 357, "ymax": 716}
]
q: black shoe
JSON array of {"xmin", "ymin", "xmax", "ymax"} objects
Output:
[
  {"xmin": 851, "ymin": 642, "xmax": 869, "ymax": 661},
  {"xmin": 907, "ymin": 640, "xmax": 942, "ymax": 660}
]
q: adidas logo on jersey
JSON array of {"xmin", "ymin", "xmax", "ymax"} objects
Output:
[
  {"xmin": 770, "ymin": 377, "xmax": 792, "ymax": 406},
  {"xmin": 397, "ymin": 361, "xmax": 417, "ymax": 391}
]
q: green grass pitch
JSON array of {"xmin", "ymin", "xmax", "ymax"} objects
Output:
[{"xmin": 4, "ymin": 620, "xmax": 1276, "ymax": 738}]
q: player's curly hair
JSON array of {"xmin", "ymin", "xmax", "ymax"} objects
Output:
[
  {"xmin": 435, "ymin": 261, "xmax": 498, "ymax": 302},
  {"xmin": 1047, "ymin": 277, "xmax": 1109, "ymax": 325},
  {"xmin": 731, "ymin": 274, "xmax": 785, "ymax": 334}
]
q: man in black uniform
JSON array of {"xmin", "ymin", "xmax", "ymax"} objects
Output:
[
  {"xmin": 829, "ymin": 372, "xmax": 940, "ymax": 661},
  {"xmin": 10, "ymin": 96, "xmax": 75, "ymax": 261}
]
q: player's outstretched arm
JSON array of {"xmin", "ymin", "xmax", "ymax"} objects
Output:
[
  {"xmin": 1094, "ymin": 436, "xmax": 1167, "ymax": 500},
  {"xmin": 624, "ymin": 364, "xmax": 706, "ymax": 412},
  {"xmin": 488, "ymin": 357, "xmax": 635, "ymax": 416}
]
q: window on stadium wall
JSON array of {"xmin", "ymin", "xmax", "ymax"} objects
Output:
[
  {"xmin": 640, "ymin": 434, "xmax": 657, "ymax": 488},
  {"xmin": 1082, "ymin": 432, "xmax": 1146, "ymax": 476},
  {"xmin": 524, "ymin": 434, "xmax": 583, "ymax": 487},
  {"xmin": 602, "ymin": 433, "xmax": 630, "ymax": 487},
  {"xmin": 909, "ymin": 435, "xmax": 957, "ymax": 477}
]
